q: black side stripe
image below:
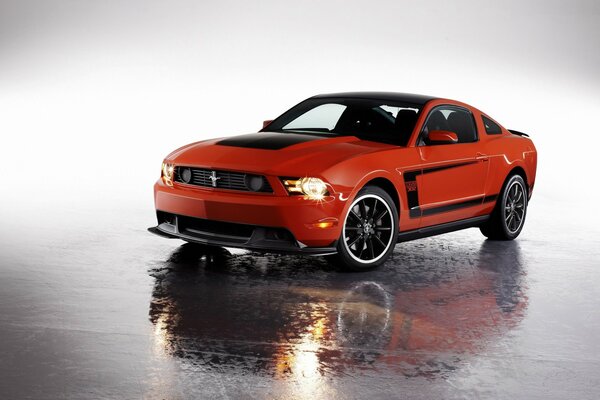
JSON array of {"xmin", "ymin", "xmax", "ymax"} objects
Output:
[
  {"xmin": 410, "ymin": 193, "xmax": 499, "ymax": 217},
  {"xmin": 402, "ymin": 161, "xmax": 479, "ymax": 219},
  {"xmin": 421, "ymin": 198, "xmax": 483, "ymax": 216},
  {"xmin": 403, "ymin": 170, "xmax": 422, "ymax": 218},
  {"xmin": 419, "ymin": 161, "xmax": 479, "ymax": 175}
]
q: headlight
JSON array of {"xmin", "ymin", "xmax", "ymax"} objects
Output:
[
  {"xmin": 281, "ymin": 177, "xmax": 329, "ymax": 200},
  {"xmin": 161, "ymin": 162, "xmax": 174, "ymax": 186}
]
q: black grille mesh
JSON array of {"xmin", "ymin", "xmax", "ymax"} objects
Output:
[{"xmin": 174, "ymin": 167, "xmax": 273, "ymax": 193}]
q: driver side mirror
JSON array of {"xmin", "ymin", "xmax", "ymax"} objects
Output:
[
  {"xmin": 262, "ymin": 119, "xmax": 274, "ymax": 129},
  {"xmin": 427, "ymin": 130, "xmax": 458, "ymax": 145}
]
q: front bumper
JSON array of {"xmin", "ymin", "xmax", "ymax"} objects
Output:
[
  {"xmin": 148, "ymin": 213, "xmax": 337, "ymax": 255},
  {"xmin": 153, "ymin": 179, "xmax": 346, "ymax": 249}
]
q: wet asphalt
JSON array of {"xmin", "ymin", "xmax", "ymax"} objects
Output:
[{"xmin": 0, "ymin": 200, "xmax": 599, "ymax": 399}]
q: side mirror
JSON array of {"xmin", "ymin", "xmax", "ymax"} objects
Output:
[
  {"xmin": 427, "ymin": 130, "xmax": 458, "ymax": 145},
  {"xmin": 262, "ymin": 119, "xmax": 274, "ymax": 129}
]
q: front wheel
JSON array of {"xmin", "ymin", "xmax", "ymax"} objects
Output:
[
  {"xmin": 480, "ymin": 174, "xmax": 528, "ymax": 240},
  {"xmin": 331, "ymin": 186, "xmax": 398, "ymax": 271}
]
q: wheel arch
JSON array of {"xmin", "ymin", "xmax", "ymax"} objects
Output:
[
  {"xmin": 506, "ymin": 166, "xmax": 529, "ymax": 196},
  {"xmin": 337, "ymin": 171, "xmax": 403, "ymax": 234},
  {"xmin": 362, "ymin": 177, "xmax": 401, "ymax": 214}
]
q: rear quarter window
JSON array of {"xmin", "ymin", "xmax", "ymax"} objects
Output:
[{"xmin": 482, "ymin": 115, "xmax": 502, "ymax": 135}]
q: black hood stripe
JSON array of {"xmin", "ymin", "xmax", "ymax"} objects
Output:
[{"xmin": 216, "ymin": 132, "xmax": 324, "ymax": 150}]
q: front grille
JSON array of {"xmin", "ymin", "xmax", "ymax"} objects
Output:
[{"xmin": 174, "ymin": 167, "xmax": 273, "ymax": 193}]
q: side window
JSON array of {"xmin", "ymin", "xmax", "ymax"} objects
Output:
[
  {"xmin": 421, "ymin": 106, "xmax": 478, "ymax": 145},
  {"xmin": 482, "ymin": 115, "xmax": 502, "ymax": 134}
]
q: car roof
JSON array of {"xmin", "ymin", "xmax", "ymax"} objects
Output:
[{"xmin": 312, "ymin": 91, "xmax": 438, "ymax": 106}]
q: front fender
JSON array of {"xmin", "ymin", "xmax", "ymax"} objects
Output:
[{"xmin": 323, "ymin": 159, "xmax": 404, "ymax": 230}]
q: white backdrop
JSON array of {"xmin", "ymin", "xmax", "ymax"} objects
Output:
[{"xmin": 1, "ymin": 0, "xmax": 599, "ymax": 227}]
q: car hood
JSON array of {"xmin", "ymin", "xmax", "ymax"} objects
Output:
[{"xmin": 167, "ymin": 132, "xmax": 394, "ymax": 176}]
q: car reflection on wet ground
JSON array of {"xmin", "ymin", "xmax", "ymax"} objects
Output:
[
  {"xmin": 149, "ymin": 240, "xmax": 526, "ymax": 381},
  {"xmin": 0, "ymin": 203, "xmax": 599, "ymax": 399}
]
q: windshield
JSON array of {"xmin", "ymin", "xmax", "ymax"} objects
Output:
[{"xmin": 265, "ymin": 97, "xmax": 421, "ymax": 146}]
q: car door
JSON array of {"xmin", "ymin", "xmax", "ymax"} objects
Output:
[{"xmin": 411, "ymin": 105, "xmax": 490, "ymax": 227}]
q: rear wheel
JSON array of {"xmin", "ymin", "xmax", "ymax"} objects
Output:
[
  {"xmin": 480, "ymin": 174, "xmax": 528, "ymax": 240},
  {"xmin": 332, "ymin": 186, "xmax": 398, "ymax": 271}
]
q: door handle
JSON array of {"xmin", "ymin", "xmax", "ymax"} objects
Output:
[{"xmin": 476, "ymin": 152, "xmax": 489, "ymax": 162}]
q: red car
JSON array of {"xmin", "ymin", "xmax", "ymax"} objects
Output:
[{"xmin": 150, "ymin": 92, "xmax": 537, "ymax": 270}]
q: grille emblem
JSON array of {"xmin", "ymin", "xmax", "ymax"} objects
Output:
[{"xmin": 209, "ymin": 171, "xmax": 221, "ymax": 187}]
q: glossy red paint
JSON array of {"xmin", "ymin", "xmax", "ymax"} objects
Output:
[{"xmin": 152, "ymin": 94, "xmax": 537, "ymax": 263}]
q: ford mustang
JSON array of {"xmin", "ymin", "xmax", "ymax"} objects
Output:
[{"xmin": 149, "ymin": 92, "xmax": 537, "ymax": 270}]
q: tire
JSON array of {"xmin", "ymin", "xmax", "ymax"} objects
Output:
[
  {"xmin": 331, "ymin": 186, "xmax": 399, "ymax": 271},
  {"xmin": 480, "ymin": 174, "xmax": 528, "ymax": 240}
]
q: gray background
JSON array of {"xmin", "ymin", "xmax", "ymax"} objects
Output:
[{"xmin": 1, "ymin": 0, "xmax": 599, "ymax": 224}]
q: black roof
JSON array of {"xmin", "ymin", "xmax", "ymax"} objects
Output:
[{"xmin": 312, "ymin": 91, "xmax": 437, "ymax": 106}]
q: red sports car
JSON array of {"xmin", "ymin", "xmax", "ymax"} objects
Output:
[{"xmin": 150, "ymin": 92, "xmax": 537, "ymax": 270}]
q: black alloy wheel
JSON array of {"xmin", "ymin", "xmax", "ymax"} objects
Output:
[
  {"xmin": 480, "ymin": 174, "xmax": 528, "ymax": 240},
  {"xmin": 333, "ymin": 186, "xmax": 398, "ymax": 271}
]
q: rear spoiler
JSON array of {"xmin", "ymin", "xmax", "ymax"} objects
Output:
[{"xmin": 509, "ymin": 129, "xmax": 530, "ymax": 137}]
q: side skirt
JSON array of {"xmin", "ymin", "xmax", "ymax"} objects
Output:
[{"xmin": 396, "ymin": 215, "xmax": 489, "ymax": 243}]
